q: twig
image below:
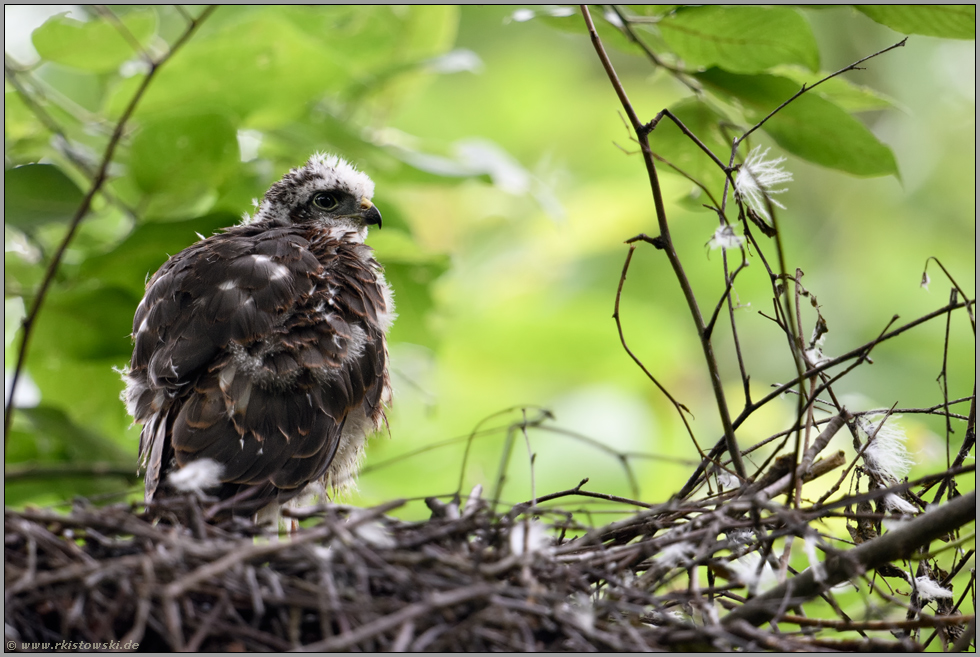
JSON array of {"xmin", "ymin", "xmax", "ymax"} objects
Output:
[
  {"xmin": 929, "ymin": 386, "xmax": 977, "ymax": 505},
  {"xmin": 612, "ymin": 244, "xmax": 701, "ymax": 457},
  {"xmin": 746, "ymin": 299, "xmax": 970, "ymax": 430},
  {"xmin": 722, "ymin": 248, "xmax": 753, "ymax": 406},
  {"xmin": 451, "ymin": 405, "xmax": 552, "ymax": 496},
  {"xmin": 923, "ymin": 256, "xmax": 975, "ymax": 332},
  {"xmin": 581, "ymin": 4, "xmax": 746, "ymax": 481},
  {"xmin": 91, "ymin": 5, "xmax": 153, "ymax": 64},
  {"xmin": 162, "ymin": 526, "xmax": 332, "ymax": 598},
  {"xmin": 704, "ymin": 257, "xmax": 750, "ymax": 339},
  {"xmin": 786, "ymin": 610, "xmax": 967, "ymax": 634},
  {"xmin": 814, "ymin": 404, "xmax": 899, "ymax": 507},
  {"xmin": 3, "ymin": 60, "xmax": 139, "ymax": 220},
  {"xmin": 735, "ymin": 38, "xmax": 908, "ymax": 146},
  {"xmin": 609, "ymin": 6, "xmax": 700, "ymax": 93},
  {"xmin": 4, "ymin": 462, "xmax": 139, "ymax": 481},
  {"xmin": 722, "ymin": 491, "xmax": 976, "ymax": 628},
  {"xmin": 512, "ymin": 479, "xmax": 656, "ymax": 513},
  {"xmin": 939, "ymin": 287, "xmax": 957, "ymax": 474},
  {"xmin": 647, "ymin": 108, "xmax": 732, "ymax": 174},
  {"xmin": 294, "ymin": 585, "xmax": 497, "ymax": 652}
]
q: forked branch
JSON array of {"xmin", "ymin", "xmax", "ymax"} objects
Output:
[{"xmin": 580, "ymin": 4, "xmax": 746, "ymax": 481}]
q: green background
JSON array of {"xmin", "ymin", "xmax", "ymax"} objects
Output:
[{"xmin": 5, "ymin": 6, "xmax": 975, "ymax": 522}]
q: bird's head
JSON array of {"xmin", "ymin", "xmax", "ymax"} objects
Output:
[{"xmin": 250, "ymin": 153, "xmax": 382, "ymax": 239}]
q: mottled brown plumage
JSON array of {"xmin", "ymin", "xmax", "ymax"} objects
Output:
[{"xmin": 123, "ymin": 154, "xmax": 394, "ymax": 517}]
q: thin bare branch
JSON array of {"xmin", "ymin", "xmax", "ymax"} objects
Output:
[
  {"xmin": 4, "ymin": 5, "xmax": 218, "ymax": 443},
  {"xmin": 735, "ymin": 38, "xmax": 908, "ymax": 146},
  {"xmin": 722, "ymin": 491, "xmax": 976, "ymax": 628},
  {"xmin": 581, "ymin": 4, "xmax": 746, "ymax": 481}
]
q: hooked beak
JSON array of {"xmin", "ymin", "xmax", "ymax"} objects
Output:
[{"xmin": 360, "ymin": 199, "xmax": 382, "ymax": 228}]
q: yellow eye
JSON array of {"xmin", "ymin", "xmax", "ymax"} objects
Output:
[{"xmin": 312, "ymin": 192, "xmax": 340, "ymax": 211}]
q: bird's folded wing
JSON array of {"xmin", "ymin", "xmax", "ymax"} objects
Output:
[{"xmin": 131, "ymin": 225, "xmax": 388, "ymax": 511}]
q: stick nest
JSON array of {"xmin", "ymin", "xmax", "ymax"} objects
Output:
[{"xmin": 5, "ymin": 470, "xmax": 974, "ymax": 653}]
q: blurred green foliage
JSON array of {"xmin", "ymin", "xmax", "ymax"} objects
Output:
[
  {"xmin": 659, "ymin": 6, "xmax": 821, "ymax": 73},
  {"xmin": 4, "ymin": 6, "xmax": 974, "ymax": 522}
]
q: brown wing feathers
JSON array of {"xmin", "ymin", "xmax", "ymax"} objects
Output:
[{"xmin": 128, "ymin": 223, "xmax": 388, "ymax": 515}]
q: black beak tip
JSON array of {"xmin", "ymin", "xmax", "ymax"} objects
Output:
[{"xmin": 364, "ymin": 205, "xmax": 382, "ymax": 228}]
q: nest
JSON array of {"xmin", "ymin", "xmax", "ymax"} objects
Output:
[{"xmin": 5, "ymin": 456, "xmax": 975, "ymax": 653}]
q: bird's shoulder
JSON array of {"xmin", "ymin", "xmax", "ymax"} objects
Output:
[{"xmin": 131, "ymin": 225, "xmax": 309, "ymax": 374}]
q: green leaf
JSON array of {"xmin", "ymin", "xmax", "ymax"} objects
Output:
[
  {"xmin": 855, "ymin": 5, "xmax": 975, "ymax": 39},
  {"xmin": 4, "ymin": 164, "xmax": 85, "ymax": 228},
  {"xmin": 770, "ymin": 66, "xmax": 898, "ymax": 113},
  {"xmin": 536, "ymin": 6, "xmax": 636, "ymax": 54},
  {"xmin": 697, "ymin": 69, "xmax": 898, "ymax": 177},
  {"xmin": 23, "ymin": 354, "xmax": 139, "ymax": 450},
  {"xmin": 659, "ymin": 6, "xmax": 820, "ymax": 73},
  {"xmin": 5, "ymin": 297, "xmax": 26, "ymax": 354},
  {"xmin": 264, "ymin": 111, "xmax": 388, "ymax": 179},
  {"xmin": 4, "ymin": 90, "xmax": 45, "ymax": 143},
  {"xmin": 34, "ymin": 64, "xmax": 105, "ymax": 113},
  {"xmin": 32, "ymin": 285, "xmax": 140, "ymax": 361},
  {"xmin": 368, "ymin": 228, "xmax": 440, "ymax": 265},
  {"xmin": 384, "ymin": 259, "xmax": 449, "ymax": 348},
  {"xmin": 625, "ymin": 6, "xmax": 680, "ymax": 18},
  {"xmin": 107, "ymin": 9, "xmax": 348, "ymax": 127},
  {"xmin": 648, "ymin": 98, "xmax": 732, "ymax": 200},
  {"xmin": 5, "ymin": 405, "xmax": 134, "ymax": 507},
  {"xmin": 80, "ymin": 212, "xmax": 238, "ymax": 296},
  {"xmin": 675, "ymin": 185, "xmax": 718, "ymax": 213},
  {"xmin": 130, "ymin": 112, "xmax": 239, "ymax": 195},
  {"xmin": 16, "ymin": 406, "xmax": 131, "ymax": 463},
  {"xmin": 363, "ymin": 206, "xmax": 448, "ymax": 349},
  {"xmin": 279, "ymin": 6, "xmax": 459, "ymax": 76},
  {"xmin": 343, "ymin": 6, "xmax": 461, "ymax": 117},
  {"xmin": 32, "ymin": 8, "xmax": 157, "ymax": 72}
]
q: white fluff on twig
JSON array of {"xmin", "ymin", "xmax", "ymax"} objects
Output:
[
  {"xmin": 734, "ymin": 146, "xmax": 793, "ymax": 221},
  {"xmin": 914, "ymin": 576, "xmax": 953, "ymax": 601},
  {"xmin": 859, "ymin": 415, "xmax": 914, "ymax": 481},
  {"xmin": 708, "ymin": 224, "xmax": 745, "ymax": 251}
]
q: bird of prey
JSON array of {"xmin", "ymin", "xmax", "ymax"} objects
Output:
[{"xmin": 122, "ymin": 153, "xmax": 394, "ymax": 518}]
